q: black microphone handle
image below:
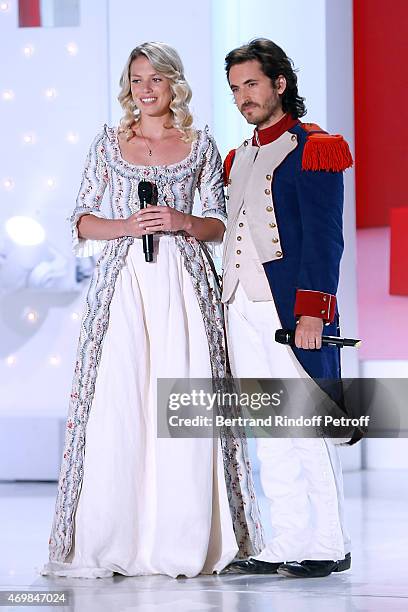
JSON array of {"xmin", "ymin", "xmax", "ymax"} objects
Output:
[
  {"xmin": 143, "ymin": 234, "xmax": 154, "ymax": 263},
  {"xmin": 138, "ymin": 182, "xmax": 155, "ymax": 263},
  {"xmin": 275, "ymin": 329, "xmax": 361, "ymax": 349}
]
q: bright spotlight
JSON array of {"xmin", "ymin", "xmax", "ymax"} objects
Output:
[
  {"xmin": 66, "ymin": 42, "xmax": 78, "ymax": 56},
  {"xmin": 2, "ymin": 89, "xmax": 14, "ymax": 101},
  {"xmin": 44, "ymin": 88, "xmax": 57, "ymax": 100},
  {"xmin": 3, "ymin": 178, "xmax": 14, "ymax": 190},
  {"xmin": 5, "ymin": 216, "xmax": 46, "ymax": 246},
  {"xmin": 66, "ymin": 131, "xmax": 79, "ymax": 144},
  {"xmin": 22, "ymin": 44, "xmax": 35, "ymax": 58}
]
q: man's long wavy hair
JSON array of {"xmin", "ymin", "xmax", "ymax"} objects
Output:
[
  {"xmin": 118, "ymin": 42, "xmax": 196, "ymax": 142},
  {"xmin": 225, "ymin": 38, "xmax": 306, "ymax": 119}
]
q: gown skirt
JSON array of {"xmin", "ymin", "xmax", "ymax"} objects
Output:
[{"xmin": 41, "ymin": 235, "xmax": 239, "ymax": 578}]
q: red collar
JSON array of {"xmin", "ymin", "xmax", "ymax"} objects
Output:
[{"xmin": 252, "ymin": 114, "xmax": 299, "ymax": 146}]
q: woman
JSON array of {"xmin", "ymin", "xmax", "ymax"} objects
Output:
[{"xmin": 41, "ymin": 42, "xmax": 262, "ymax": 579}]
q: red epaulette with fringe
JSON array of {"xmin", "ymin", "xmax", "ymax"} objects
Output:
[
  {"xmin": 300, "ymin": 122, "xmax": 353, "ymax": 172},
  {"xmin": 223, "ymin": 149, "xmax": 236, "ymax": 186}
]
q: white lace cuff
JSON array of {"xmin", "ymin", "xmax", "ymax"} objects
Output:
[{"xmin": 69, "ymin": 209, "xmax": 107, "ymax": 258}]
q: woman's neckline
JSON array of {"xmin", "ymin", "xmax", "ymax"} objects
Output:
[{"xmin": 113, "ymin": 126, "xmax": 200, "ymax": 169}]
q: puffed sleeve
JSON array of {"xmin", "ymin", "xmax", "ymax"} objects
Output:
[
  {"xmin": 69, "ymin": 128, "xmax": 109, "ymax": 257},
  {"xmin": 197, "ymin": 131, "xmax": 227, "ymax": 227}
]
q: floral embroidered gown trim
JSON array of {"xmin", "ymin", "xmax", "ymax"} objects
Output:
[{"xmin": 48, "ymin": 125, "xmax": 264, "ymax": 563}]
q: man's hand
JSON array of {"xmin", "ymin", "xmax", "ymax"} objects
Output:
[{"xmin": 295, "ymin": 315, "xmax": 324, "ymax": 350}]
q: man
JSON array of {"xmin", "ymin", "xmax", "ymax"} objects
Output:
[{"xmin": 222, "ymin": 38, "xmax": 353, "ymax": 578}]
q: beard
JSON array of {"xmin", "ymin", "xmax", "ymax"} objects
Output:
[{"xmin": 241, "ymin": 97, "xmax": 281, "ymax": 126}]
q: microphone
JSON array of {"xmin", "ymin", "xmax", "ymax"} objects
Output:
[
  {"xmin": 138, "ymin": 180, "xmax": 155, "ymax": 263},
  {"xmin": 275, "ymin": 329, "xmax": 362, "ymax": 349}
]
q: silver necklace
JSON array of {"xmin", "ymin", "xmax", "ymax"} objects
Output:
[{"xmin": 139, "ymin": 125, "xmax": 153, "ymax": 157}]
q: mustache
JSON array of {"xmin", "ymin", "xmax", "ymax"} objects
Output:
[{"xmin": 241, "ymin": 102, "xmax": 259, "ymax": 111}]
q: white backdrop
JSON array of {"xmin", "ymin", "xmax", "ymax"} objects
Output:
[
  {"xmin": 0, "ymin": 0, "xmax": 110, "ymax": 479},
  {"xmin": 0, "ymin": 0, "xmax": 364, "ymax": 478}
]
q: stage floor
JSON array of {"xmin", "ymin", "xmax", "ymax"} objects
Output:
[{"xmin": 1, "ymin": 470, "xmax": 407, "ymax": 611}]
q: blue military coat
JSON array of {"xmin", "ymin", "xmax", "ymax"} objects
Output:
[{"xmin": 263, "ymin": 122, "xmax": 350, "ymax": 379}]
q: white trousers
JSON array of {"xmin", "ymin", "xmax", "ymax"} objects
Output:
[{"xmin": 225, "ymin": 282, "xmax": 351, "ymax": 562}]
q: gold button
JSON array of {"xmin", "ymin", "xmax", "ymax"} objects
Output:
[
  {"xmin": 265, "ymin": 188, "xmax": 271, "ymax": 195},
  {"xmin": 266, "ymin": 206, "xmax": 273, "ymax": 212},
  {"xmin": 321, "ymin": 309, "xmax": 326, "ymax": 315},
  {"xmin": 237, "ymin": 236, "xmax": 242, "ymax": 241},
  {"xmin": 272, "ymin": 238, "xmax": 279, "ymax": 243},
  {"xmin": 239, "ymin": 222, "xmax": 243, "ymax": 227},
  {"xmin": 266, "ymin": 174, "xmax": 272, "ymax": 180},
  {"xmin": 269, "ymin": 222, "xmax": 276, "ymax": 228},
  {"xmin": 236, "ymin": 263, "xmax": 240, "ymax": 268},
  {"xmin": 291, "ymin": 134, "xmax": 297, "ymax": 142},
  {"xmin": 323, "ymin": 295, "xmax": 327, "ymax": 302},
  {"xmin": 236, "ymin": 249, "xmax": 241, "ymax": 255},
  {"xmin": 276, "ymin": 251, "xmax": 282, "ymax": 258}
]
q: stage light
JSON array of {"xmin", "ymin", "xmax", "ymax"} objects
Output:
[
  {"xmin": 66, "ymin": 131, "xmax": 79, "ymax": 144},
  {"xmin": 66, "ymin": 42, "xmax": 78, "ymax": 56},
  {"xmin": 2, "ymin": 89, "xmax": 14, "ymax": 101},
  {"xmin": 45, "ymin": 177, "xmax": 57, "ymax": 189},
  {"xmin": 22, "ymin": 44, "xmax": 35, "ymax": 58},
  {"xmin": 49, "ymin": 355, "xmax": 61, "ymax": 366},
  {"xmin": 44, "ymin": 88, "xmax": 57, "ymax": 100},
  {"xmin": 22, "ymin": 132, "xmax": 36, "ymax": 145},
  {"xmin": 24, "ymin": 309, "xmax": 39, "ymax": 324},
  {"xmin": 5, "ymin": 216, "xmax": 46, "ymax": 246},
  {"xmin": 2, "ymin": 178, "xmax": 14, "ymax": 190},
  {"xmin": 71, "ymin": 312, "xmax": 80, "ymax": 321},
  {"xmin": 0, "ymin": 2, "xmax": 10, "ymax": 12},
  {"xmin": 5, "ymin": 355, "xmax": 17, "ymax": 366}
]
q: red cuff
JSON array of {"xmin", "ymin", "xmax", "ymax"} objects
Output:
[{"xmin": 294, "ymin": 289, "xmax": 337, "ymax": 323}]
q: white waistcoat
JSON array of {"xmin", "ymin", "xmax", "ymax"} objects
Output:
[{"xmin": 222, "ymin": 131, "xmax": 298, "ymax": 303}]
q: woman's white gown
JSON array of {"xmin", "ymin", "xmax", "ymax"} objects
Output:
[
  {"xmin": 41, "ymin": 126, "xmax": 260, "ymax": 579},
  {"xmin": 43, "ymin": 237, "xmax": 238, "ymax": 578}
]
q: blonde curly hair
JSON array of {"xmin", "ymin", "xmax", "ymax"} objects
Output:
[{"xmin": 118, "ymin": 42, "xmax": 196, "ymax": 143}]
